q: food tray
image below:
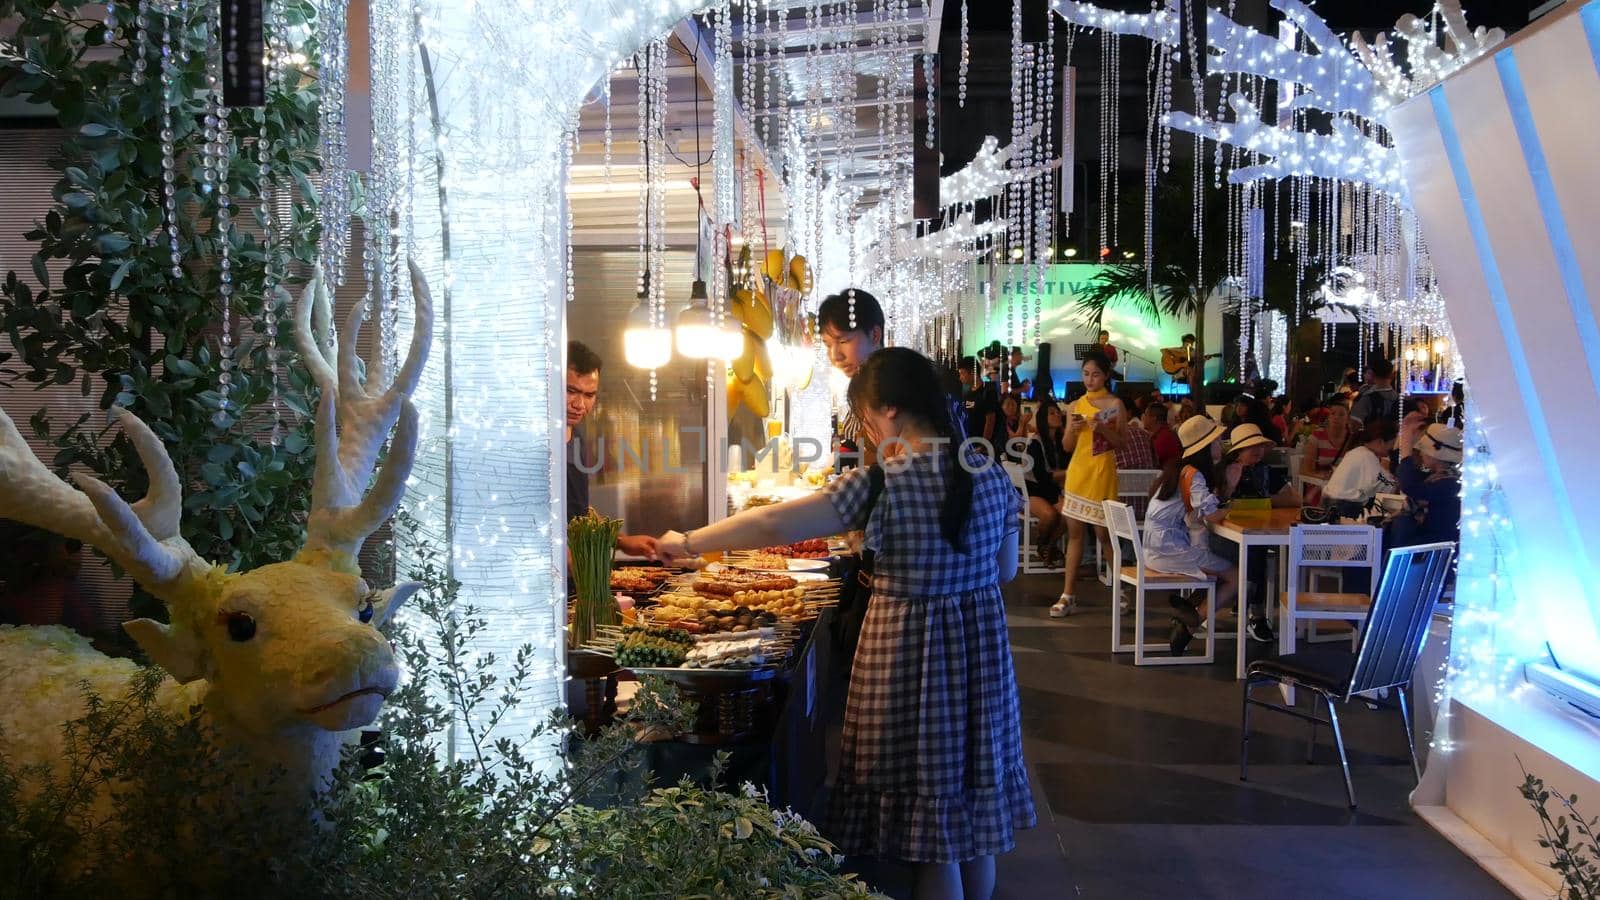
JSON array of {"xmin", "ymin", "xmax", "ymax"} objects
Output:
[{"xmin": 626, "ymin": 665, "xmax": 779, "ymax": 686}]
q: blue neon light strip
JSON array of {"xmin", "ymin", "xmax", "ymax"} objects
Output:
[
  {"xmin": 1494, "ymin": 50, "xmax": 1600, "ymax": 402},
  {"xmin": 1584, "ymin": 2, "xmax": 1600, "ymax": 80},
  {"xmin": 1428, "ymin": 86, "xmax": 1595, "ymax": 580}
]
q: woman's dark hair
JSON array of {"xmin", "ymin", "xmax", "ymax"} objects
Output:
[
  {"xmin": 1358, "ymin": 417, "xmax": 1399, "ymax": 445},
  {"xmin": 817, "ymin": 288, "xmax": 885, "ymax": 339},
  {"xmin": 1234, "ymin": 394, "xmax": 1281, "ymax": 443},
  {"xmin": 1152, "ymin": 424, "xmax": 1221, "ymax": 502},
  {"xmin": 1080, "ymin": 349, "xmax": 1113, "ymax": 377},
  {"xmin": 1034, "ymin": 398, "xmax": 1064, "ymax": 447},
  {"xmin": 848, "ymin": 348, "xmax": 974, "ymax": 551}
]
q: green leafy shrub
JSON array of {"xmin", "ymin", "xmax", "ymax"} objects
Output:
[
  {"xmin": 1520, "ymin": 761, "xmax": 1600, "ymax": 900},
  {"xmin": 0, "ymin": 0, "xmax": 324, "ymax": 616}
]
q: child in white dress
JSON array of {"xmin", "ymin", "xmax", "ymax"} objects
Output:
[{"xmin": 1142, "ymin": 417, "xmax": 1241, "ymax": 654}]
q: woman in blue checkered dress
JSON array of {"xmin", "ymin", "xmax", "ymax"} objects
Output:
[{"xmin": 657, "ymin": 349, "xmax": 1035, "ymax": 897}]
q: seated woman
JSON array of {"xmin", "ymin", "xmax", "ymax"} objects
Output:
[
  {"xmin": 1231, "ymin": 394, "xmax": 1283, "ymax": 444},
  {"xmin": 1323, "ymin": 418, "xmax": 1400, "ymax": 520},
  {"xmin": 1391, "ymin": 423, "xmax": 1462, "ymax": 548},
  {"xmin": 1301, "ymin": 399, "xmax": 1354, "ymax": 506},
  {"xmin": 1000, "ymin": 394, "xmax": 1023, "ymax": 444},
  {"xmin": 1398, "ymin": 396, "xmax": 1434, "ymax": 459},
  {"xmin": 1219, "ymin": 423, "xmax": 1300, "ymax": 644},
  {"xmin": 1143, "ymin": 418, "xmax": 1241, "ymax": 655},
  {"xmin": 1024, "ymin": 400, "xmax": 1071, "ymax": 566},
  {"xmin": 1221, "ymin": 424, "xmax": 1301, "ymax": 509}
]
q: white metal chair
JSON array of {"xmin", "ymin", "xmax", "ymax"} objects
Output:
[
  {"xmin": 1116, "ymin": 468, "xmax": 1161, "ymax": 522},
  {"xmin": 1095, "ymin": 468, "xmax": 1162, "ymax": 585},
  {"xmin": 1104, "ymin": 500, "xmax": 1217, "ymax": 666},
  {"xmin": 1282, "ymin": 524, "xmax": 1383, "ymax": 663},
  {"xmin": 1004, "ymin": 461, "xmax": 1064, "ymax": 575}
]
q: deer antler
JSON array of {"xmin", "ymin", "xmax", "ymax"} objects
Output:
[
  {"xmin": 0, "ymin": 405, "xmax": 214, "ymax": 608},
  {"xmin": 293, "ymin": 259, "xmax": 433, "ymax": 570}
]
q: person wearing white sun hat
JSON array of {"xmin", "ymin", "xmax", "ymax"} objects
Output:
[
  {"xmin": 1391, "ymin": 422, "xmax": 1463, "ymax": 548},
  {"xmin": 1142, "ymin": 417, "xmax": 1242, "ymax": 655},
  {"xmin": 1220, "ymin": 423, "xmax": 1301, "ymax": 508},
  {"xmin": 1219, "ymin": 423, "xmax": 1302, "ymax": 644}
]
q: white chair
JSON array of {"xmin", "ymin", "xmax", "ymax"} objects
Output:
[
  {"xmin": 1004, "ymin": 461, "xmax": 1064, "ymax": 575},
  {"xmin": 1283, "ymin": 525, "xmax": 1383, "ymax": 664},
  {"xmin": 1116, "ymin": 468, "xmax": 1162, "ymax": 523},
  {"xmin": 1104, "ymin": 500, "xmax": 1218, "ymax": 666},
  {"xmin": 1095, "ymin": 468, "xmax": 1162, "ymax": 585}
]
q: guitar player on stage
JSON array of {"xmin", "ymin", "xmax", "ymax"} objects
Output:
[{"xmin": 1161, "ymin": 334, "xmax": 1216, "ymax": 392}]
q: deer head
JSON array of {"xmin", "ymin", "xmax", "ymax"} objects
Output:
[{"xmin": 0, "ymin": 260, "xmax": 433, "ymax": 739}]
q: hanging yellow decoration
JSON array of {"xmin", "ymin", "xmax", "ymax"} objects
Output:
[{"xmin": 726, "ymin": 246, "xmax": 812, "ymax": 420}]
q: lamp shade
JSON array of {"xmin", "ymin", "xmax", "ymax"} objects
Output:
[
  {"xmin": 676, "ymin": 280, "xmax": 722, "ymax": 358},
  {"xmin": 623, "ymin": 300, "xmax": 672, "ymax": 369}
]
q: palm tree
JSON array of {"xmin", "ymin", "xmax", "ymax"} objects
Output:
[{"xmin": 1074, "ymin": 179, "xmax": 1327, "ymax": 398}]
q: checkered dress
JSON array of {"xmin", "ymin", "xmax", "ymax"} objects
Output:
[{"xmin": 822, "ymin": 451, "xmax": 1036, "ymax": 864}]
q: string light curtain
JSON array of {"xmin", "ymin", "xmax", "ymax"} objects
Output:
[{"xmin": 372, "ymin": 0, "xmax": 724, "ymax": 769}]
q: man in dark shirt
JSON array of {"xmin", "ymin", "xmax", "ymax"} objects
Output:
[
  {"xmin": 958, "ymin": 356, "xmax": 1003, "ymax": 452},
  {"xmin": 1350, "ymin": 356, "xmax": 1400, "ymax": 429},
  {"xmin": 565, "ymin": 341, "xmax": 657, "ymax": 557}
]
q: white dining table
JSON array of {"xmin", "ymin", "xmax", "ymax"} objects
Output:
[{"xmin": 1209, "ymin": 508, "xmax": 1303, "ymax": 679}]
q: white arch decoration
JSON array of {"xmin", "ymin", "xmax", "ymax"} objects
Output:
[{"xmin": 384, "ymin": 0, "xmax": 718, "ymax": 761}]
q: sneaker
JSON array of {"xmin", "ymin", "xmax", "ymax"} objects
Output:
[
  {"xmin": 1049, "ymin": 595, "xmax": 1076, "ymax": 618},
  {"xmin": 1169, "ymin": 618, "xmax": 1193, "ymax": 655},
  {"xmin": 1247, "ymin": 617, "xmax": 1276, "ymax": 643},
  {"xmin": 1167, "ymin": 596, "xmax": 1201, "ymax": 628}
]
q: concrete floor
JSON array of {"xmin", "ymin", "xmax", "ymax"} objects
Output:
[{"xmin": 847, "ymin": 572, "xmax": 1511, "ymax": 900}]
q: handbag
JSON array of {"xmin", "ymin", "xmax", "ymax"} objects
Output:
[{"xmin": 1300, "ymin": 506, "xmax": 1332, "ymax": 525}]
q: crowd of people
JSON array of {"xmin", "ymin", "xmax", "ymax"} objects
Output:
[{"xmin": 943, "ymin": 345, "xmax": 1466, "ymax": 649}]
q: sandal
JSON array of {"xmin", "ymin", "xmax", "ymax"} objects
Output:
[{"xmin": 1049, "ymin": 595, "xmax": 1076, "ymax": 618}]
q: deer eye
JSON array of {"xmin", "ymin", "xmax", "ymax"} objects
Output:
[
  {"xmin": 225, "ymin": 612, "xmax": 257, "ymax": 642},
  {"xmin": 358, "ymin": 598, "xmax": 375, "ymax": 624}
]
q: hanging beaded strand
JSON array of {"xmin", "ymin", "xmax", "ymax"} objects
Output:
[
  {"xmin": 132, "ymin": 0, "xmax": 150, "ymax": 85},
  {"xmin": 206, "ymin": 0, "xmax": 238, "ymax": 414},
  {"xmin": 317, "ymin": 0, "xmax": 351, "ymax": 287},
  {"xmin": 633, "ymin": 48, "xmax": 656, "ymax": 401},
  {"xmin": 259, "ymin": 19, "xmax": 280, "ymax": 444},
  {"xmin": 958, "ymin": 0, "xmax": 969, "ymax": 108},
  {"xmin": 602, "ymin": 73, "xmax": 612, "ymax": 184},
  {"xmin": 159, "ymin": 0, "xmax": 182, "ymax": 279}
]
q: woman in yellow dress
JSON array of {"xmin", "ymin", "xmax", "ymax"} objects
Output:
[{"xmin": 1052, "ymin": 350, "xmax": 1126, "ymax": 617}]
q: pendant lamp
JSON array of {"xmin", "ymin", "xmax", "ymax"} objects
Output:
[
  {"xmin": 675, "ymin": 279, "xmax": 720, "ymax": 358},
  {"xmin": 623, "ymin": 273, "xmax": 672, "ymax": 369}
]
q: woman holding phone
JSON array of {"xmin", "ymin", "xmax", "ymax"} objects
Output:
[{"xmin": 1052, "ymin": 350, "xmax": 1125, "ymax": 618}]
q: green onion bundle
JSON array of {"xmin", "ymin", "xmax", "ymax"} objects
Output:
[{"xmin": 568, "ymin": 508, "xmax": 623, "ymax": 647}]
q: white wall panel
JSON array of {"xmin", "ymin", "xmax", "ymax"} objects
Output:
[
  {"xmin": 1442, "ymin": 60, "xmax": 1600, "ymax": 571},
  {"xmin": 1516, "ymin": 18, "xmax": 1600, "ymax": 338}
]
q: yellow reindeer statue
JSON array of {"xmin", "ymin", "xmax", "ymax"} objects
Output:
[{"xmin": 0, "ymin": 260, "xmax": 433, "ymax": 812}]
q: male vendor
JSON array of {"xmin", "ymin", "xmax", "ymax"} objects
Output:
[
  {"xmin": 817, "ymin": 288, "xmax": 885, "ymax": 468},
  {"xmin": 566, "ymin": 341, "xmax": 657, "ymax": 557}
]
